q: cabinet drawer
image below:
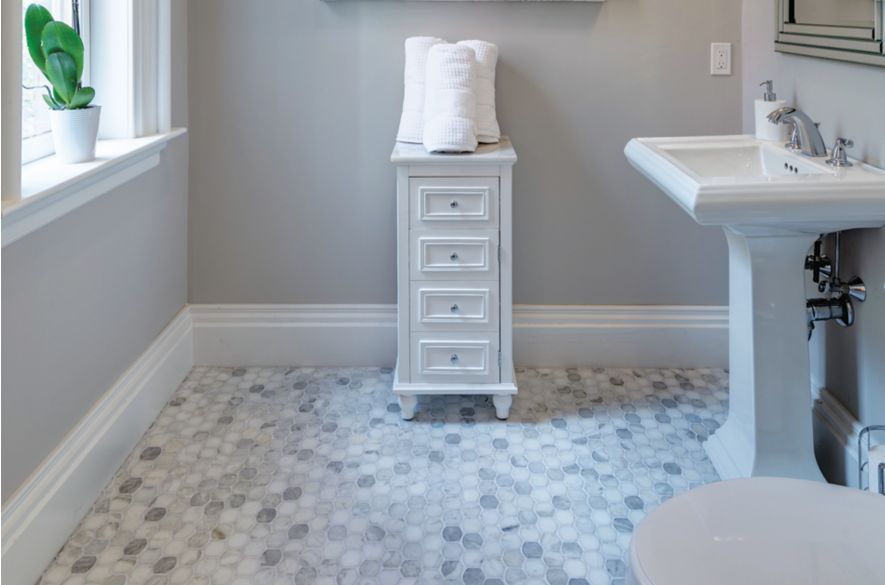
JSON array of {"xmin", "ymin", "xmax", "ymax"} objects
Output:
[
  {"xmin": 411, "ymin": 333, "xmax": 499, "ymax": 383},
  {"xmin": 411, "ymin": 283, "xmax": 498, "ymax": 331},
  {"xmin": 410, "ymin": 177, "xmax": 498, "ymax": 228},
  {"xmin": 412, "ymin": 230, "xmax": 498, "ymax": 280}
]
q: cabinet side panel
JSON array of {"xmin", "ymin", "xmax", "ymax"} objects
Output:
[
  {"xmin": 397, "ymin": 166, "xmax": 412, "ymax": 381},
  {"xmin": 499, "ymin": 165, "xmax": 515, "ymax": 384}
]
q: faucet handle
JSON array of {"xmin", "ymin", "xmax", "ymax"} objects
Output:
[{"xmin": 826, "ymin": 137, "xmax": 854, "ymax": 167}]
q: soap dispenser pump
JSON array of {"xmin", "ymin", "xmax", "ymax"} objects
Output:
[{"xmin": 755, "ymin": 80, "xmax": 788, "ymax": 142}]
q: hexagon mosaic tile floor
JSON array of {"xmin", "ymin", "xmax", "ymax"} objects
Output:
[{"xmin": 38, "ymin": 366, "xmax": 729, "ymax": 585}]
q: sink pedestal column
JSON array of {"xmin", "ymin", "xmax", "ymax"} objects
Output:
[{"xmin": 704, "ymin": 228, "xmax": 825, "ymax": 482}]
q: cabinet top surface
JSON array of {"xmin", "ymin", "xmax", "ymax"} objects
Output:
[{"xmin": 391, "ymin": 138, "xmax": 517, "ymax": 165}]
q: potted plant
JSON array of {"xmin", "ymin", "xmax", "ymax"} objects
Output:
[{"xmin": 24, "ymin": 3, "xmax": 99, "ymax": 163}]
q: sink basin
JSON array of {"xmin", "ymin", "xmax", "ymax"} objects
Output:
[
  {"xmin": 625, "ymin": 135, "xmax": 885, "ymax": 233},
  {"xmin": 624, "ymin": 135, "xmax": 885, "ymax": 483}
]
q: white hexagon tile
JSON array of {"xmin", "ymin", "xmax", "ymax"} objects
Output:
[{"xmin": 37, "ymin": 366, "xmax": 728, "ymax": 585}]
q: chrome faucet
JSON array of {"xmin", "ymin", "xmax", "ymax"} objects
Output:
[{"xmin": 767, "ymin": 107, "xmax": 828, "ymax": 157}]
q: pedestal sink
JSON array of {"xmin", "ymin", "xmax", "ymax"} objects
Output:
[{"xmin": 625, "ymin": 135, "xmax": 885, "ymax": 481}]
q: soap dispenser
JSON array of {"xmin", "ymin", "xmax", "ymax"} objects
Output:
[{"xmin": 755, "ymin": 80, "xmax": 788, "ymax": 142}]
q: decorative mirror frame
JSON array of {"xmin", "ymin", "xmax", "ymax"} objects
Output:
[{"xmin": 776, "ymin": 0, "xmax": 885, "ymax": 67}]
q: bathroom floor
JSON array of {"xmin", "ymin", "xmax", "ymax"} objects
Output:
[{"xmin": 38, "ymin": 366, "xmax": 728, "ymax": 585}]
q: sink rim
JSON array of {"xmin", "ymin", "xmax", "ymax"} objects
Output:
[
  {"xmin": 624, "ymin": 134, "xmax": 885, "ymax": 234},
  {"xmin": 636, "ymin": 134, "xmax": 885, "ymax": 184}
]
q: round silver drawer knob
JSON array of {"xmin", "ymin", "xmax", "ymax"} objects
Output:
[
  {"xmin": 450, "ymin": 353, "xmax": 459, "ymax": 364},
  {"xmin": 450, "ymin": 200, "xmax": 459, "ymax": 209},
  {"xmin": 450, "ymin": 304, "xmax": 460, "ymax": 313},
  {"xmin": 450, "ymin": 252, "xmax": 459, "ymax": 261}
]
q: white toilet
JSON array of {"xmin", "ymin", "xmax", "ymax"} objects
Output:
[{"xmin": 628, "ymin": 477, "xmax": 885, "ymax": 585}]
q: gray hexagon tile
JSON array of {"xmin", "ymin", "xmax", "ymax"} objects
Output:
[{"xmin": 36, "ymin": 366, "xmax": 728, "ymax": 585}]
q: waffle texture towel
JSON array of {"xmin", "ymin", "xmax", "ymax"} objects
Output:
[
  {"xmin": 396, "ymin": 36, "xmax": 446, "ymax": 143},
  {"xmin": 422, "ymin": 44, "xmax": 478, "ymax": 153},
  {"xmin": 457, "ymin": 40, "xmax": 500, "ymax": 143}
]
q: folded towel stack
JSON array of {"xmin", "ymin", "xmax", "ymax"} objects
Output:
[
  {"xmin": 422, "ymin": 44, "xmax": 478, "ymax": 153},
  {"xmin": 396, "ymin": 36, "xmax": 446, "ymax": 144},
  {"xmin": 457, "ymin": 40, "xmax": 501, "ymax": 144},
  {"xmin": 397, "ymin": 37, "xmax": 502, "ymax": 153}
]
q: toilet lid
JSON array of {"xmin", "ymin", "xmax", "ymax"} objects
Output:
[{"xmin": 630, "ymin": 477, "xmax": 885, "ymax": 585}]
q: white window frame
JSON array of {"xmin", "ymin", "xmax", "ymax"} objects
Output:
[
  {"xmin": 90, "ymin": 0, "xmax": 171, "ymax": 139},
  {"xmin": 20, "ymin": 122, "xmax": 55, "ymax": 165},
  {"xmin": 21, "ymin": 0, "xmax": 92, "ymax": 164}
]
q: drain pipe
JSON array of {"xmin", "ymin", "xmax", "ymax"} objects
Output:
[{"xmin": 805, "ymin": 232, "xmax": 866, "ymax": 339}]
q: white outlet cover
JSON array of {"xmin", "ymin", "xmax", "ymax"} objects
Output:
[{"xmin": 711, "ymin": 42, "xmax": 732, "ymax": 76}]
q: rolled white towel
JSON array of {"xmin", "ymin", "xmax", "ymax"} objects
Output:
[
  {"xmin": 396, "ymin": 36, "xmax": 446, "ymax": 144},
  {"xmin": 457, "ymin": 40, "xmax": 500, "ymax": 144},
  {"xmin": 423, "ymin": 44, "xmax": 478, "ymax": 153}
]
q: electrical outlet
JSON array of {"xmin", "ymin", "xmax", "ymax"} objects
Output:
[{"xmin": 711, "ymin": 42, "xmax": 732, "ymax": 76}]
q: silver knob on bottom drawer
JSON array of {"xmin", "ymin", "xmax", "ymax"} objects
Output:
[{"xmin": 450, "ymin": 252, "xmax": 459, "ymax": 261}]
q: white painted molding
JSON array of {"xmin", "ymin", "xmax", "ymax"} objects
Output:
[
  {"xmin": 812, "ymin": 385, "xmax": 874, "ymax": 486},
  {"xmin": 813, "ymin": 386, "xmax": 864, "ymax": 462},
  {"xmin": 191, "ymin": 304, "xmax": 729, "ymax": 368},
  {"xmin": 1, "ymin": 309, "xmax": 194, "ymax": 585},
  {"xmin": 191, "ymin": 304, "xmax": 399, "ymax": 367},
  {"xmin": 2, "ymin": 129, "xmax": 186, "ymax": 247},
  {"xmin": 90, "ymin": 0, "xmax": 172, "ymax": 138},
  {"xmin": 515, "ymin": 304, "xmax": 728, "ymax": 368},
  {"xmin": 1, "ymin": 0, "xmax": 22, "ymax": 202}
]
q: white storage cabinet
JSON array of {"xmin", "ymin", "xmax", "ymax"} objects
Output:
[{"xmin": 390, "ymin": 139, "xmax": 518, "ymax": 420}]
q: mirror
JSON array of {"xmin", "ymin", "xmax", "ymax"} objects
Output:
[{"xmin": 776, "ymin": 0, "xmax": 884, "ymax": 67}]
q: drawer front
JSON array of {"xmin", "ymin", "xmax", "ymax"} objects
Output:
[
  {"xmin": 412, "ymin": 230, "xmax": 499, "ymax": 280},
  {"xmin": 410, "ymin": 177, "xmax": 498, "ymax": 228},
  {"xmin": 410, "ymin": 333, "xmax": 499, "ymax": 383},
  {"xmin": 411, "ymin": 282, "xmax": 498, "ymax": 331}
]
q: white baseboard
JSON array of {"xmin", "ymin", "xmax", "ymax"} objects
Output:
[
  {"xmin": 190, "ymin": 304, "xmax": 398, "ymax": 366},
  {"xmin": 1, "ymin": 309, "xmax": 194, "ymax": 585},
  {"xmin": 514, "ymin": 305, "xmax": 728, "ymax": 368},
  {"xmin": 812, "ymin": 385, "xmax": 870, "ymax": 487},
  {"xmin": 191, "ymin": 303, "xmax": 729, "ymax": 368}
]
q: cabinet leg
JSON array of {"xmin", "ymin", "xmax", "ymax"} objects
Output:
[
  {"xmin": 492, "ymin": 395, "xmax": 513, "ymax": 420},
  {"xmin": 398, "ymin": 394, "xmax": 417, "ymax": 420}
]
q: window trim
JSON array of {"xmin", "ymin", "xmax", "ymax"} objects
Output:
[
  {"xmin": 91, "ymin": 0, "xmax": 172, "ymax": 139},
  {"xmin": 20, "ymin": 131, "xmax": 55, "ymax": 164},
  {"xmin": 2, "ymin": 128, "xmax": 185, "ymax": 247}
]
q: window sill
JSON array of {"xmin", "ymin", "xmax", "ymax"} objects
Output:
[{"xmin": 2, "ymin": 128, "xmax": 187, "ymax": 247}]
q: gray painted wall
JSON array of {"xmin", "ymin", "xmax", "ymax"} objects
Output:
[
  {"xmin": 742, "ymin": 0, "xmax": 885, "ymax": 484},
  {"xmin": 0, "ymin": 0, "xmax": 190, "ymax": 501},
  {"xmin": 1, "ymin": 141, "xmax": 189, "ymax": 500},
  {"xmin": 188, "ymin": 0, "xmax": 741, "ymax": 305}
]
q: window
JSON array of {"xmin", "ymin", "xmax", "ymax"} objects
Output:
[
  {"xmin": 21, "ymin": 0, "xmax": 90, "ymax": 164},
  {"xmin": 2, "ymin": 0, "xmax": 175, "ymax": 212}
]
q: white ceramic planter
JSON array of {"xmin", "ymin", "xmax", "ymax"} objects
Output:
[{"xmin": 49, "ymin": 106, "xmax": 101, "ymax": 164}]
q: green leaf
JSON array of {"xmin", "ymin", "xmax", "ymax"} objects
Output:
[
  {"xmin": 69, "ymin": 86, "xmax": 95, "ymax": 109},
  {"xmin": 44, "ymin": 52, "xmax": 78, "ymax": 106},
  {"xmin": 42, "ymin": 93, "xmax": 63, "ymax": 110},
  {"xmin": 41, "ymin": 21, "xmax": 84, "ymax": 81},
  {"xmin": 24, "ymin": 4, "xmax": 54, "ymax": 73}
]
